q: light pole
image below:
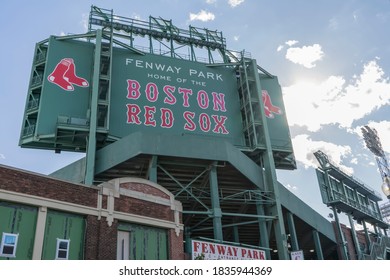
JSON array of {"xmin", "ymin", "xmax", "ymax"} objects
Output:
[{"xmin": 361, "ymin": 125, "xmax": 390, "ymax": 198}]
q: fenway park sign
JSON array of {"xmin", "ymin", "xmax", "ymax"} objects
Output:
[{"xmin": 192, "ymin": 240, "xmax": 266, "ymax": 260}]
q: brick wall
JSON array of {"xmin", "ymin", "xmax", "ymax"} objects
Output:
[
  {"xmin": 0, "ymin": 165, "xmax": 184, "ymax": 260},
  {"xmin": 0, "ymin": 165, "xmax": 98, "ymax": 207}
]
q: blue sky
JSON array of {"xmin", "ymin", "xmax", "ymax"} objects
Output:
[{"xmin": 1, "ymin": 0, "xmax": 389, "ymax": 223}]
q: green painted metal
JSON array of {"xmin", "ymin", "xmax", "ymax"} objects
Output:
[
  {"xmin": 85, "ymin": 29, "xmax": 103, "ymax": 185},
  {"xmin": 249, "ymin": 59, "xmax": 289, "ymax": 260},
  {"xmin": 118, "ymin": 223, "xmax": 168, "ymax": 260},
  {"xmin": 93, "ymin": 132, "xmax": 264, "ymax": 188},
  {"xmin": 0, "ymin": 202, "xmax": 37, "ymax": 260},
  {"xmin": 312, "ymin": 230, "xmax": 324, "ymax": 260},
  {"xmin": 256, "ymin": 203, "xmax": 271, "ymax": 260},
  {"xmin": 314, "ymin": 150, "xmax": 387, "ymax": 229},
  {"xmin": 347, "ymin": 214, "xmax": 361, "ymax": 258},
  {"xmin": 279, "ymin": 182, "xmax": 336, "ymax": 242},
  {"xmin": 41, "ymin": 210, "xmax": 85, "ymax": 260},
  {"xmin": 332, "ymin": 207, "xmax": 348, "ymax": 260},
  {"xmin": 210, "ymin": 163, "xmax": 223, "ymax": 241},
  {"xmin": 286, "ymin": 212, "xmax": 299, "ymax": 251},
  {"xmin": 148, "ymin": 155, "xmax": 158, "ymax": 182}
]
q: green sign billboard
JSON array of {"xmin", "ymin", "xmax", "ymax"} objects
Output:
[
  {"xmin": 35, "ymin": 37, "xmax": 93, "ymax": 137},
  {"xmin": 259, "ymin": 74, "xmax": 293, "ymax": 152},
  {"xmin": 21, "ymin": 36, "xmax": 294, "ymax": 160},
  {"xmin": 109, "ymin": 49, "xmax": 244, "ymax": 145}
]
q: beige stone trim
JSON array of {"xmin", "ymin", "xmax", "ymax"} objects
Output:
[
  {"xmin": 32, "ymin": 206, "xmax": 47, "ymax": 260},
  {"xmin": 0, "ymin": 189, "xmax": 183, "ymax": 233}
]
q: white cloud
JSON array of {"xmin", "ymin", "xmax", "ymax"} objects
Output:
[
  {"xmin": 350, "ymin": 158, "xmax": 358, "ymax": 164},
  {"xmin": 286, "ymin": 40, "xmax": 299, "ymax": 47},
  {"xmin": 0, "ymin": 153, "xmax": 5, "ymax": 160},
  {"xmin": 206, "ymin": 0, "xmax": 217, "ymax": 4},
  {"xmin": 189, "ymin": 10, "xmax": 216, "ymax": 22},
  {"xmin": 283, "ymin": 60, "xmax": 390, "ymax": 132},
  {"xmin": 277, "ymin": 45, "xmax": 284, "ymax": 52},
  {"xmin": 228, "ymin": 0, "xmax": 245, "ymax": 7},
  {"xmin": 328, "ymin": 18, "xmax": 339, "ymax": 30},
  {"xmin": 285, "ymin": 44, "xmax": 324, "ymax": 68},
  {"xmin": 233, "ymin": 35, "xmax": 240, "ymax": 41},
  {"xmin": 292, "ymin": 134, "xmax": 353, "ymax": 174}
]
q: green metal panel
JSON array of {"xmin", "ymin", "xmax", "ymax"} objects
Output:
[
  {"xmin": 315, "ymin": 169, "xmax": 330, "ymax": 204},
  {"xmin": 36, "ymin": 37, "xmax": 94, "ymax": 137},
  {"xmin": 0, "ymin": 202, "xmax": 37, "ymax": 260},
  {"xmin": 259, "ymin": 74, "xmax": 294, "ymax": 153},
  {"xmin": 119, "ymin": 223, "xmax": 168, "ymax": 260},
  {"xmin": 41, "ymin": 210, "xmax": 85, "ymax": 260},
  {"xmin": 110, "ymin": 50, "xmax": 244, "ymax": 145}
]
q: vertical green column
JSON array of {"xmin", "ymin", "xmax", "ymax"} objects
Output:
[
  {"xmin": 251, "ymin": 59, "xmax": 288, "ymax": 260},
  {"xmin": 312, "ymin": 230, "xmax": 324, "ymax": 260},
  {"xmin": 148, "ymin": 155, "xmax": 158, "ymax": 183},
  {"xmin": 333, "ymin": 207, "xmax": 348, "ymax": 260},
  {"xmin": 256, "ymin": 203, "xmax": 270, "ymax": 260},
  {"xmin": 286, "ymin": 212, "xmax": 299, "ymax": 252},
  {"xmin": 209, "ymin": 162, "xmax": 223, "ymax": 241},
  {"xmin": 85, "ymin": 29, "xmax": 102, "ymax": 185},
  {"xmin": 348, "ymin": 214, "xmax": 361, "ymax": 259},
  {"xmin": 232, "ymin": 226, "xmax": 240, "ymax": 243},
  {"xmin": 362, "ymin": 220, "xmax": 371, "ymax": 254}
]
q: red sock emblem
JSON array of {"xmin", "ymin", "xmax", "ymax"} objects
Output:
[
  {"xmin": 262, "ymin": 90, "xmax": 282, "ymax": 118},
  {"xmin": 47, "ymin": 58, "xmax": 89, "ymax": 91}
]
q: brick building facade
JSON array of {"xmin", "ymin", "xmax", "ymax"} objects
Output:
[{"xmin": 0, "ymin": 164, "xmax": 184, "ymax": 260}]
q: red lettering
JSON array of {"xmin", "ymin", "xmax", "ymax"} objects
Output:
[
  {"xmin": 202, "ymin": 242, "xmax": 208, "ymax": 254},
  {"xmin": 197, "ymin": 90, "xmax": 209, "ymax": 109},
  {"xmin": 216, "ymin": 245, "xmax": 226, "ymax": 255},
  {"xmin": 212, "ymin": 92, "xmax": 226, "ymax": 112},
  {"xmin": 160, "ymin": 108, "xmax": 174, "ymax": 128},
  {"xmin": 259, "ymin": 251, "xmax": 265, "ymax": 260},
  {"xmin": 199, "ymin": 113, "xmax": 211, "ymax": 132},
  {"xmin": 193, "ymin": 241, "xmax": 200, "ymax": 253},
  {"xmin": 212, "ymin": 115, "xmax": 229, "ymax": 134},
  {"xmin": 209, "ymin": 243, "xmax": 215, "ymax": 254},
  {"xmin": 145, "ymin": 82, "xmax": 159, "ymax": 102},
  {"xmin": 163, "ymin": 85, "xmax": 176, "ymax": 105},
  {"xmin": 253, "ymin": 250, "xmax": 259, "ymax": 259},
  {"xmin": 178, "ymin": 87, "xmax": 193, "ymax": 107},
  {"xmin": 126, "ymin": 104, "xmax": 141, "ymax": 124},
  {"xmin": 144, "ymin": 106, "xmax": 156, "ymax": 127},
  {"xmin": 127, "ymin": 79, "xmax": 141, "ymax": 99},
  {"xmin": 183, "ymin": 111, "xmax": 196, "ymax": 131}
]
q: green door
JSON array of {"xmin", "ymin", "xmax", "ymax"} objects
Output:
[
  {"xmin": 41, "ymin": 210, "xmax": 85, "ymax": 260},
  {"xmin": 0, "ymin": 202, "xmax": 37, "ymax": 260},
  {"xmin": 117, "ymin": 223, "xmax": 168, "ymax": 260}
]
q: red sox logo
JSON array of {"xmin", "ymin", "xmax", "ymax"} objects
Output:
[
  {"xmin": 262, "ymin": 90, "xmax": 282, "ymax": 118},
  {"xmin": 47, "ymin": 58, "xmax": 89, "ymax": 91}
]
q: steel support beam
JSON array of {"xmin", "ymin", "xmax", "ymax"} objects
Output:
[
  {"xmin": 312, "ymin": 230, "xmax": 324, "ymax": 260},
  {"xmin": 210, "ymin": 162, "xmax": 223, "ymax": 241},
  {"xmin": 287, "ymin": 211, "xmax": 299, "ymax": 251},
  {"xmin": 250, "ymin": 59, "xmax": 289, "ymax": 259},
  {"xmin": 85, "ymin": 29, "xmax": 102, "ymax": 185}
]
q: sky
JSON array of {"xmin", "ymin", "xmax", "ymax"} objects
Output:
[{"xmin": 1, "ymin": 0, "xmax": 389, "ymax": 225}]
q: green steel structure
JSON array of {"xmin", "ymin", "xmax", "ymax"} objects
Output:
[
  {"xmin": 17, "ymin": 6, "xmax": 332, "ymax": 260},
  {"xmin": 314, "ymin": 150, "xmax": 389, "ymax": 259}
]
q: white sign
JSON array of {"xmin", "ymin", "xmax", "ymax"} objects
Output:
[
  {"xmin": 192, "ymin": 240, "xmax": 266, "ymax": 260},
  {"xmin": 291, "ymin": 250, "xmax": 304, "ymax": 260}
]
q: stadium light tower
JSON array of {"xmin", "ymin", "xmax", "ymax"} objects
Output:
[{"xmin": 361, "ymin": 125, "xmax": 390, "ymax": 198}]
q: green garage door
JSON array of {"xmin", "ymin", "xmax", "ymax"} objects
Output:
[
  {"xmin": 117, "ymin": 223, "xmax": 168, "ymax": 260},
  {"xmin": 0, "ymin": 202, "xmax": 37, "ymax": 260},
  {"xmin": 41, "ymin": 210, "xmax": 85, "ymax": 260}
]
